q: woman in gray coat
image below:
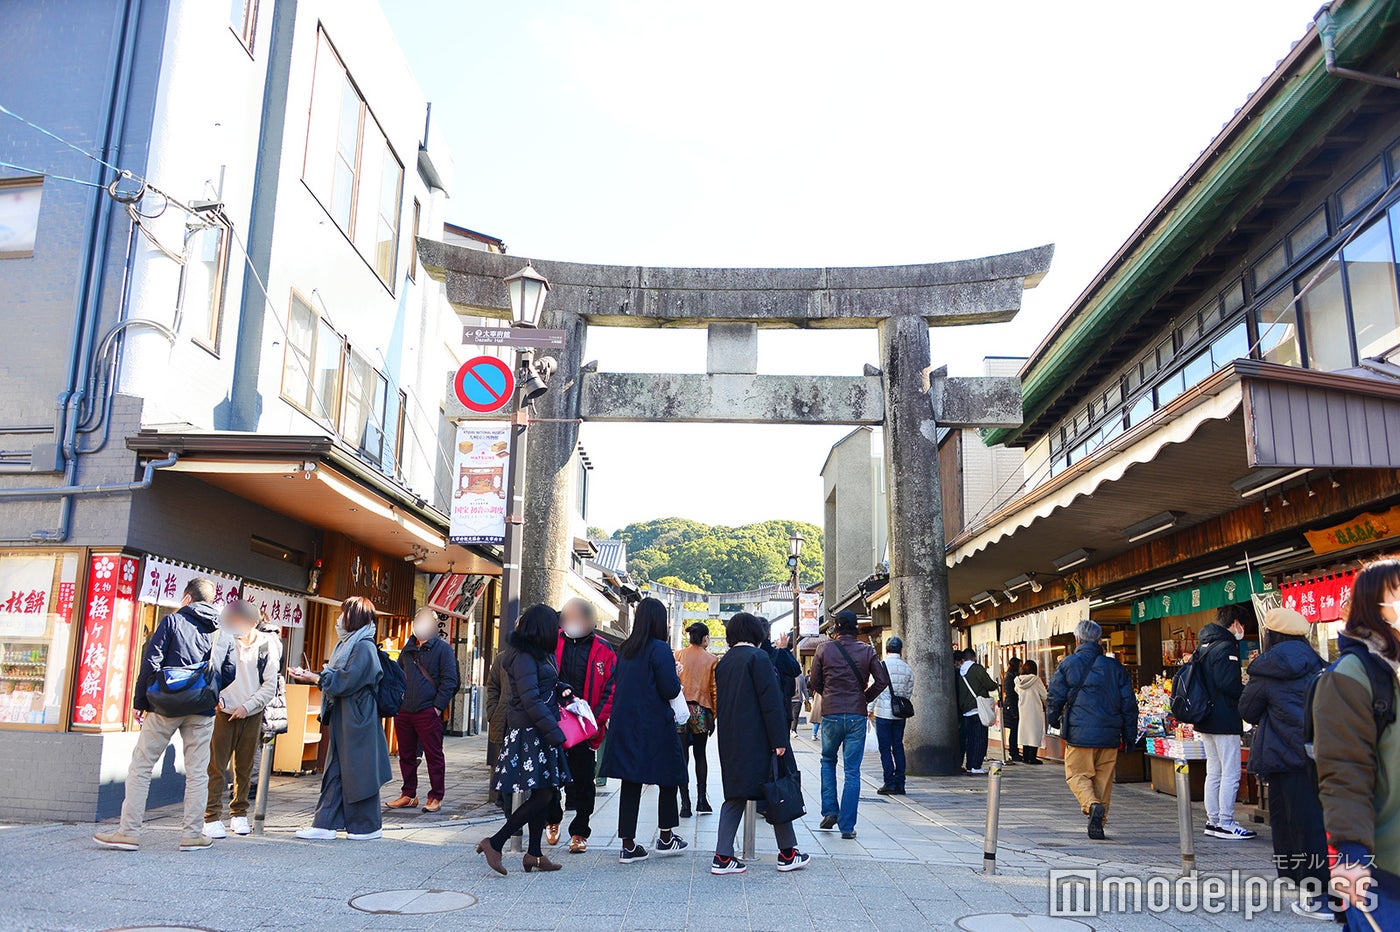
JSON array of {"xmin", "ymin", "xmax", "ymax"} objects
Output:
[{"xmin": 290, "ymin": 597, "xmax": 391, "ymax": 840}]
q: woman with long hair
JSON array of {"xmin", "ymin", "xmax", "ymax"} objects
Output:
[
  {"xmin": 1002, "ymin": 656, "xmax": 1023, "ymax": 763},
  {"xmin": 1314, "ymin": 558, "xmax": 1400, "ymax": 926},
  {"xmin": 289, "ymin": 597, "xmax": 391, "ymax": 840},
  {"xmin": 477, "ymin": 604, "xmax": 571, "ymax": 875},
  {"xmin": 598, "ymin": 597, "xmax": 688, "ymax": 863},
  {"xmin": 1014, "ymin": 659, "xmax": 1047, "ymax": 765}
]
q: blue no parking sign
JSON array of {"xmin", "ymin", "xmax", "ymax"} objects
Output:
[{"xmin": 453, "ymin": 356, "xmax": 515, "ymax": 414}]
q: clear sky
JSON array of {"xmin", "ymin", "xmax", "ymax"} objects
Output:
[{"xmin": 383, "ymin": 0, "xmax": 1323, "ymax": 533}]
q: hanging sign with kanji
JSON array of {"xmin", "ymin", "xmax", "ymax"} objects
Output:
[
  {"xmin": 71, "ymin": 553, "xmax": 140, "ymax": 730},
  {"xmin": 138, "ymin": 555, "xmax": 241, "ymax": 608},
  {"xmin": 0, "ymin": 554, "xmax": 56, "ymax": 638},
  {"xmin": 239, "ymin": 583, "xmax": 307, "ymax": 629}
]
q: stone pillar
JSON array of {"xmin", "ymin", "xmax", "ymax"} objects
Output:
[
  {"xmin": 520, "ymin": 307, "xmax": 587, "ymax": 612},
  {"xmin": 878, "ymin": 313, "xmax": 958, "ymax": 775}
]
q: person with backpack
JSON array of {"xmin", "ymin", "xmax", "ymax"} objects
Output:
[
  {"xmin": 1047, "ymin": 619, "xmax": 1137, "ymax": 840},
  {"xmin": 1313, "ymin": 558, "xmax": 1400, "ymax": 927},
  {"xmin": 1238, "ymin": 606, "xmax": 1333, "ymax": 920},
  {"xmin": 387, "ymin": 608, "xmax": 460, "ymax": 814},
  {"xmin": 872, "ymin": 636, "xmax": 913, "ymax": 795},
  {"xmin": 1194, "ymin": 606, "xmax": 1257, "ymax": 840},
  {"xmin": 202, "ymin": 599, "xmax": 281, "ymax": 839},
  {"xmin": 288, "ymin": 597, "xmax": 392, "ymax": 841},
  {"xmin": 94, "ymin": 578, "xmax": 238, "ymax": 852}
]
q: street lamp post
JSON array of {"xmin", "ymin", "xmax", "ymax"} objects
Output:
[
  {"xmin": 788, "ymin": 531, "xmax": 805, "ymax": 666},
  {"xmin": 499, "ymin": 263, "xmax": 551, "ymax": 641}
]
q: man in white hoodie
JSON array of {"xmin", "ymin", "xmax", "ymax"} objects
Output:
[{"xmin": 203, "ymin": 599, "xmax": 282, "ymax": 838}]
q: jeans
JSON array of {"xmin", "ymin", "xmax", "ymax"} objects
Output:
[
  {"xmin": 715, "ymin": 797, "xmax": 797, "ymax": 857},
  {"xmin": 961, "ymin": 714, "xmax": 988, "ymax": 771},
  {"xmin": 1199, "ymin": 732, "xmax": 1242, "ymax": 827},
  {"xmin": 1346, "ymin": 865, "xmax": 1400, "ymax": 930},
  {"xmin": 395, "ymin": 708, "xmax": 446, "ymax": 801},
  {"xmin": 205, "ymin": 709, "xmax": 263, "ymax": 821},
  {"xmin": 120, "ymin": 712, "xmax": 216, "ymax": 838},
  {"xmin": 820, "ymin": 713, "xmax": 867, "ymax": 833},
  {"xmin": 546, "ymin": 744, "xmax": 598, "ymax": 838},
  {"xmin": 874, "ymin": 716, "xmax": 906, "ymax": 790}
]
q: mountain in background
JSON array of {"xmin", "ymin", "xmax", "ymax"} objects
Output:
[{"xmin": 591, "ymin": 517, "xmax": 824, "ymax": 593}]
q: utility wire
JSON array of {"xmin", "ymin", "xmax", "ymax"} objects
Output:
[
  {"xmin": 0, "ymin": 159, "xmax": 107, "ymax": 189},
  {"xmin": 0, "ymin": 102, "xmax": 126, "ymax": 177}
]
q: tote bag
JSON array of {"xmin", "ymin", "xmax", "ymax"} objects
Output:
[{"xmin": 761, "ymin": 753, "xmax": 806, "ymax": 825}]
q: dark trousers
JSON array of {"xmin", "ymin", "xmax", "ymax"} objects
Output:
[
  {"xmin": 874, "ymin": 716, "xmax": 906, "ymax": 790},
  {"xmin": 1265, "ymin": 771, "xmax": 1332, "ymax": 893},
  {"xmin": 546, "ymin": 744, "xmax": 598, "ymax": 838},
  {"xmin": 205, "ymin": 709, "xmax": 263, "ymax": 821},
  {"xmin": 961, "ymin": 715, "xmax": 988, "ymax": 771},
  {"xmin": 617, "ymin": 780, "xmax": 679, "ymax": 844},
  {"xmin": 312, "ymin": 747, "xmax": 382, "ymax": 835},
  {"xmin": 1003, "ymin": 713, "xmax": 1021, "ymax": 760},
  {"xmin": 1023, "ymin": 745, "xmax": 1040, "ymax": 763},
  {"xmin": 683, "ymin": 730, "xmax": 710, "ymax": 797},
  {"xmin": 395, "ymin": 708, "xmax": 446, "ymax": 801},
  {"xmin": 490, "ymin": 787, "xmax": 557, "ymax": 857}
]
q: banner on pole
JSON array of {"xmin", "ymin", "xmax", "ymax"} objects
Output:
[
  {"xmin": 449, "ymin": 422, "xmax": 511, "ymax": 545},
  {"xmin": 798, "ymin": 593, "xmax": 822, "ymax": 636}
]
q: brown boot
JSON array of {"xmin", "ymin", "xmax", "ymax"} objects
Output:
[
  {"xmin": 386, "ymin": 795, "xmax": 418, "ymax": 809},
  {"xmin": 523, "ymin": 853, "xmax": 562, "ymax": 873},
  {"xmin": 476, "ymin": 837, "xmax": 507, "ymax": 875}
]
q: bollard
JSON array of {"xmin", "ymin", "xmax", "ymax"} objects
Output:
[
  {"xmin": 742, "ymin": 799, "xmax": 757, "ymax": 861},
  {"xmin": 509, "ymin": 792, "xmax": 524, "ymax": 851},
  {"xmin": 983, "ymin": 759, "xmax": 1003, "ymax": 874},
  {"xmin": 252, "ymin": 733, "xmax": 274, "ymax": 835},
  {"xmin": 1173, "ymin": 758, "xmax": 1196, "ymax": 877}
]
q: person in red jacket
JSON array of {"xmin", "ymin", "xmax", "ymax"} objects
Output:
[{"xmin": 546, "ymin": 598, "xmax": 616, "ymax": 853}]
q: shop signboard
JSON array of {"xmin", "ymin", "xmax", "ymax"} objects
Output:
[
  {"xmin": 239, "ymin": 583, "xmax": 307, "ymax": 628},
  {"xmin": 71, "ymin": 553, "xmax": 140, "ymax": 730},
  {"xmin": 449, "ymin": 422, "xmax": 511, "ymax": 546},
  {"xmin": 0, "ymin": 554, "xmax": 56, "ymax": 638},
  {"xmin": 1132, "ymin": 572, "xmax": 1270, "ymax": 624},
  {"xmin": 797, "ymin": 592, "xmax": 822, "ymax": 636},
  {"xmin": 1281, "ymin": 571, "xmax": 1354, "ymax": 623},
  {"xmin": 1305, "ymin": 506, "xmax": 1400, "ymax": 556},
  {"xmin": 138, "ymin": 555, "xmax": 241, "ymax": 608}
]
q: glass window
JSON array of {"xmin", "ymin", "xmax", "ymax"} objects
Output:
[
  {"xmin": 1299, "ymin": 258, "xmax": 1352, "ymax": 371},
  {"xmin": 1253, "ymin": 243, "xmax": 1288, "ymax": 290},
  {"xmin": 340, "ymin": 351, "xmax": 374, "ymax": 449},
  {"xmin": 1182, "ymin": 349, "xmax": 1213, "ymax": 388},
  {"xmin": 1156, "ymin": 337, "xmax": 1175, "ymax": 370},
  {"xmin": 1140, "ymin": 349, "xmax": 1159, "ymax": 380},
  {"xmin": 374, "ymin": 151, "xmax": 402, "ymax": 284},
  {"xmin": 408, "ymin": 199, "xmax": 420, "ymax": 282},
  {"xmin": 230, "ymin": 0, "xmax": 258, "ymax": 51},
  {"xmin": 1289, "ymin": 208, "xmax": 1328, "ymax": 260},
  {"xmin": 1345, "ymin": 215, "xmax": 1400, "ymax": 360},
  {"xmin": 182, "ymin": 220, "xmax": 228, "ymax": 350},
  {"xmin": 1340, "ymin": 161, "xmax": 1385, "ymax": 219},
  {"xmin": 1126, "ymin": 393, "xmax": 1154, "ymax": 428},
  {"xmin": 0, "ymin": 178, "xmax": 43, "ymax": 258},
  {"xmin": 1156, "ymin": 369, "xmax": 1185, "ymax": 406},
  {"xmin": 1176, "ymin": 312, "xmax": 1202, "ymax": 349},
  {"xmin": 331, "ymin": 74, "xmax": 360, "ymax": 231},
  {"xmin": 282, "ymin": 295, "xmax": 342, "ymax": 423},
  {"xmin": 0, "ymin": 552, "xmax": 79, "ymax": 726},
  {"xmin": 1210, "ymin": 319, "xmax": 1249, "ymax": 369},
  {"xmin": 1254, "ymin": 289, "xmax": 1301, "ymax": 367},
  {"xmin": 1101, "ymin": 415, "xmax": 1124, "ymax": 445},
  {"xmin": 1222, "ymin": 280, "xmax": 1245, "ymax": 314}
]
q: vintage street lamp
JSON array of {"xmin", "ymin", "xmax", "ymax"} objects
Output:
[{"xmin": 788, "ymin": 531, "xmax": 805, "ymax": 668}]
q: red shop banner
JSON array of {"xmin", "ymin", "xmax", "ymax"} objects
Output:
[
  {"xmin": 71, "ymin": 553, "xmax": 140, "ymax": 730},
  {"xmin": 1281, "ymin": 571, "xmax": 1355, "ymax": 624}
]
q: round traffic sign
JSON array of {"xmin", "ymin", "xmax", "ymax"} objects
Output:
[{"xmin": 453, "ymin": 356, "xmax": 515, "ymax": 414}]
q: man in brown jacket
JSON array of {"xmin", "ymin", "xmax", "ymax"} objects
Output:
[{"xmin": 809, "ymin": 610, "xmax": 890, "ymax": 838}]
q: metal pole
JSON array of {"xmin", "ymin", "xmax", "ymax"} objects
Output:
[
  {"xmin": 983, "ymin": 759, "xmax": 1003, "ymax": 874},
  {"xmin": 509, "ymin": 791, "xmax": 523, "ymax": 852},
  {"xmin": 498, "ymin": 348, "xmax": 532, "ymax": 641},
  {"xmin": 251, "ymin": 733, "xmax": 274, "ymax": 835},
  {"xmin": 742, "ymin": 799, "xmax": 757, "ymax": 860},
  {"xmin": 1173, "ymin": 758, "xmax": 1196, "ymax": 877}
]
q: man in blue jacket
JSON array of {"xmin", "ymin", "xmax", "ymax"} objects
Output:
[
  {"xmin": 1047, "ymin": 619, "xmax": 1137, "ymax": 841},
  {"xmin": 387, "ymin": 608, "xmax": 460, "ymax": 813},
  {"xmin": 95, "ymin": 578, "xmax": 237, "ymax": 852}
]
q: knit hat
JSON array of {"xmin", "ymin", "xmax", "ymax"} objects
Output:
[{"xmin": 1263, "ymin": 607, "xmax": 1309, "ymax": 636}]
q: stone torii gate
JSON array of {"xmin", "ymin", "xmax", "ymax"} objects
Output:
[{"xmin": 421, "ymin": 241, "xmax": 1052, "ymax": 774}]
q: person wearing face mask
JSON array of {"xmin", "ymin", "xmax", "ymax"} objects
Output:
[
  {"xmin": 545, "ymin": 598, "xmax": 616, "ymax": 853},
  {"xmin": 1194, "ymin": 605, "xmax": 1257, "ymax": 840},
  {"xmin": 386, "ymin": 608, "xmax": 460, "ymax": 813}
]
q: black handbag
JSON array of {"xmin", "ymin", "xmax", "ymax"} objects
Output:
[
  {"xmin": 891, "ymin": 693, "xmax": 915, "ymax": 719},
  {"xmin": 761, "ymin": 752, "xmax": 806, "ymax": 826}
]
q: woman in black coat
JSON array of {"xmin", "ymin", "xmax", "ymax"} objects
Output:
[
  {"xmin": 1239, "ymin": 607, "xmax": 1333, "ymax": 919},
  {"xmin": 1002, "ymin": 657, "xmax": 1022, "ymax": 763},
  {"xmin": 598, "ymin": 598, "xmax": 688, "ymax": 863},
  {"xmin": 477, "ymin": 605, "xmax": 570, "ymax": 875},
  {"xmin": 711, "ymin": 612, "xmax": 810, "ymax": 874}
]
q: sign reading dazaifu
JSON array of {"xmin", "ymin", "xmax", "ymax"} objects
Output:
[{"xmin": 449, "ymin": 422, "xmax": 510, "ymax": 545}]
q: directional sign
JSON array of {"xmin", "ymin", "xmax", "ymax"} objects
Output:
[
  {"xmin": 453, "ymin": 356, "xmax": 516, "ymax": 415},
  {"xmin": 462, "ymin": 325, "xmax": 567, "ymax": 350}
]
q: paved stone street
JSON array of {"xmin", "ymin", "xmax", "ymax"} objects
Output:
[{"xmin": 0, "ymin": 727, "xmax": 1329, "ymax": 931}]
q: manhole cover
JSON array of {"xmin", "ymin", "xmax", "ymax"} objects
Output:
[
  {"xmin": 349, "ymin": 889, "xmax": 479, "ymax": 915},
  {"xmin": 956, "ymin": 915, "xmax": 1092, "ymax": 932}
]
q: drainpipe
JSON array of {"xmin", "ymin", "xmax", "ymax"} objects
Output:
[
  {"xmin": 0, "ymin": 453, "xmax": 178, "ymax": 503},
  {"xmin": 1318, "ymin": 8, "xmax": 1400, "ymax": 90}
]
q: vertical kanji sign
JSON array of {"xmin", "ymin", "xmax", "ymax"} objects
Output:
[{"xmin": 71, "ymin": 554, "xmax": 140, "ymax": 730}]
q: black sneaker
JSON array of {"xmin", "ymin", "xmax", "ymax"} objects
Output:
[
  {"xmin": 696, "ymin": 797, "xmax": 713, "ymax": 814},
  {"xmin": 840, "ymin": 831, "xmax": 857, "ymax": 839},
  {"xmin": 680, "ymin": 805, "xmax": 693, "ymax": 819},
  {"xmin": 711, "ymin": 854, "xmax": 746, "ymax": 875},
  {"xmin": 655, "ymin": 834, "xmax": 688, "ymax": 853},
  {"xmin": 818, "ymin": 814, "xmax": 838, "ymax": 831},
  {"xmin": 1087, "ymin": 803, "xmax": 1106, "ymax": 840},
  {"xmin": 777, "ymin": 848, "xmax": 810, "ymax": 872},
  {"xmin": 1203, "ymin": 823, "xmax": 1222, "ymax": 837},
  {"xmin": 619, "ymin": 843, "xmax": 649, "ymax": 863},
  {"xmin": 876, "ymin": 786, "xmax": 895, "ymax": 796}
]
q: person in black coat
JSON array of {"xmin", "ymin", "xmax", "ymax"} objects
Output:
[
  {"xmin": 1002, "ymin": 657, "xmax": 1023, "ymax": 763},
  {"xmin": 711, "ymin": 612, "xmax": 810, "ymax": 874},
  {"xmin": 477, "ymin": 605, "xmax": 570, "ymax": 875},
  {"xmin": 598, "ymin": 597, "xmax": 688, "ymax": 863},
  {"xmin": 759, "ymin": 617, "xmax": 803, "ymax": 730},
  {"xmin": 1239, "ymin": 607, "xmax": 1335, "ymax": 918},
  {"xmin": 1195, "ymin": 608, "xmax": 1254, "ymax": 838}
]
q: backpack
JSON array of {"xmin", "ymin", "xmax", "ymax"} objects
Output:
[
  {"xmin": 375, "ymin": 646, "xmax": 407, "ymax": 718},
  {"xmin": 1304, "ymin": 636, "xmax": 1396, "ymax": 788},
  {"xmin": 1170, "ymin": 643, "xmax": 1215, "ymax": 725}
]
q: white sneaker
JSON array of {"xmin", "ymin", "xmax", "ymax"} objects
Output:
[
  {"xmin": 967, "ymin": 768, "xmax": 988, "ymax": 775},
  {"xmin": 295, "ymin": 827, "xmax": 337, "ymax": 840},
  {"xmin": 346, "ymin": 829, "xmax": 382, "ymax": 840},
  {"xmin": 202, "ymin": 821, "xmax": 227, "ymax": 839},
  {"xmin": 230, "ymin": 817, "xmax": 250, "ymax": 836},
  {"xmin": 1291, "ymin": 900, "xmax": 1335, "ymax": 921}
]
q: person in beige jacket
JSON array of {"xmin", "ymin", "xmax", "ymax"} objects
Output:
[
  {"xmin": 1014, "ymin": 660, "xmax": 1048, "ymax": 765},
  {"xmin": 675, "ymin": 622, "xmax": 719, "ymax": 816}
]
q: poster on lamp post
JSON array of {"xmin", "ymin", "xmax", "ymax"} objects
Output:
[
  {"xmin": 798, "ymin": 593, "xmax": 822, "ymax": 637},
  {"xmin": 449, "ymin": 422, "xmax": 511, "ymax": 545}
]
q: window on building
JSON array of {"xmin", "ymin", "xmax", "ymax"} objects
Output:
[
  {"xmin": 0, "ymin": 178, "xmax": 43, "ymax": 258},
  {"xmin": 1345, "ymin": 212, "xmax": 1400, "ymax": 360},
  {"xmin": 282, "ymin": 294, "xmax": 343, "ymax": 423},
  {"xmin": 230, "ymin": 0, "xmax": 258, "ymax": 52},
  {"xmin": 1222, "ymin": 279, "xmax": 1245, "ymax": 315},
  {"xmin": 330, "ymin": 73, "xmax": 360, "ymax": 230},
  {"xmin": 1299, "ymin": 257, "xmax": 1352, "ymax": 371},
  {"xmin": 1289, "ymin": 208, "xmax": 1328, "ymax": 260},
  {"xmin": 1210, "ymin": 319, "xmax": 1249, "ymax": 369},
  {"xmin": 1340, "ymin": 160, "xmax": 1385, "ymax": 220},
  {"xmin": 393, "ymin": 390, "xmax": 407, "ymax": 476},
  {"xmin": 340, "ymin": 350, "xmax": 375, "ymax": 451},
  {"xmin": 1181, "ymin": 349, "xmax": 1213, "ymax": 388},
  {"xmin": 1253, "ymin": 242, "xmax": 1288, "ymax": 290},
  {"xmin": 374, "ymin": 152, "xmax": 402, "ymax": 282},
  {"xmin": 1254, "ymin": 288, "xmax": 1301, "ymax": 367},
  {"xmin": 181, "ymin": 218, "xmax": 229, "ymax": 351},
  {"xmin": 1126, "ymin": 392, "xmax": 1153, "ymax": 428},
  {"xmin": 408, "ymin": 199, "xmax": 420, "ymax": 282}
]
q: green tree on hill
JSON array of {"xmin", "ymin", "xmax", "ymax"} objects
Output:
[{"xmin": 617, "ymin": 518, "xmax": 823, "ymax": 592}]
